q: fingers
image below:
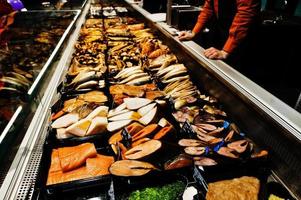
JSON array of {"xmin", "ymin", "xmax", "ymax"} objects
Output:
[
  {"xmin": 177, "ymin": 32, "xmax": 187, "ymax": 40},
  {"xmin": 204, "ymin": 47, "xmax": 223, "ymax": 59},
  {"xmin": 178, "ymin": 31, "xmax": 185, "ymax": 37},
  {"xmin": 208, "ymin": 51, "xmax": 219, "ymax": 59},
  {"xmin": 178, "ymin": 31, "xmax": 194, "ymax": 41},
  {"xmin": 204, "ymin": 47, "xmax": 217, "ymax": 58}
]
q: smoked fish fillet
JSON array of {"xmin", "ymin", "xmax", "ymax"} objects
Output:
[
  {"xmin": 86, "ymin": 154, "xmax": 114, "ymax": 176},
  {"xmin": 58, "ymin": 143, "xmax": 97, "ymax": 172}
]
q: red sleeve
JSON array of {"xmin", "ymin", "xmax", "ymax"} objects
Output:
[
  {"xmin": 223, "ymin": 0, "xmax": 260, "ymax": 53},
  {"xmin": 192, "ymin": 0, "xmax": 213, "ymax": 34}
]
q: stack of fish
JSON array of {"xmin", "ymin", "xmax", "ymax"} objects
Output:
[
  {"xmin": 106, "ymin": 22, "xmax": 142, "ymax": 73},
  {"xmin": 107, "ymin": 97, "xmax": 160, "ymax": 132},
  {"xmin": 108, "ymin": 115, "xmax": 178, "ymax": 176},
  {"xmin": 105, "ymin": 17, "xmax": 154, "ymax": 74},
  {"xmin": 110, "ymin": 66, "xmax": 151, "ymax": 86},
  {"xmin": 68, "ymin": 21, "xmax": 106, "ymax": 77},
  {"xmin": 109, "ymin": 83, "xmax": 163, "ymax": 105},
  {"xmin": 178, "ymin": 128, "xmax": 268, "ymax": 166},
  {"xmin": 51, "ymin": 92, "xmax": 108, "ymax": 139},
  {"xmin": 47, "ymin": 142, "xmax": 114, "ymax": 185}
]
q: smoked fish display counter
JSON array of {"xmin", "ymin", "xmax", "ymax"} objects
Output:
[{"xmin": 0, "ymin": 1, "xmax": 300, "ymax": 200}]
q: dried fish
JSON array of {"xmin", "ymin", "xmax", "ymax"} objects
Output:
[
  {"xmin": 162, "ymin": 75, "xmax": 190, "ymax": 84},
  {"xmin": 162, "ymin": 69, "xmax": 187, "ymax": 81},
  {"xmin": 75, "ymin": 80, "xmax": 98, "ymax": 90},
  {"xmin": 126, "ymin": 76, "xmax": 150, "ymax": 85},
  {"xmin": 119, "ymin": 72, "xmax": 149, "ymax": 84},
  {"xmin": 157, "ymin": 64, "xmax": 186, "ymax": 77},
  {"xmin": 69, "ymin": 71, "xmax": 102, "ymax": 86},
  {"xmin": 203, "ymin": 105, "xmax": 227, "ymax": 117},
  {"xmin": 114, "ymin": 66, "xmax": 141, "ymax": 79},
  {"xmin": 0, "ymin": 77, "xmax": 28, "ymax": 91}
]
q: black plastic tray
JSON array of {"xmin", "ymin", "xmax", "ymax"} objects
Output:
[
  {"xmin": 45, "ymin": 126, "xmax": 110, "ymax": 147},
  {"xmin": 34, "ymin": 141, "xmax": 115, "ymax": 199},
  {"xmin": 194, "ymin": 163, "xmax": 290, "ymax": 200},
  {"xmin": 57, "ymin": 72, "xmax": 109, "ymax": 98}
]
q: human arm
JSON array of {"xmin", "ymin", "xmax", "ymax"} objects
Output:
[
  {"xmin": 222, "ymin": 0, "xmax": 260, "ymax": 54},
  {"xmin": 204, "ymin": 47, "xmax": 229, "ymax": 59}
]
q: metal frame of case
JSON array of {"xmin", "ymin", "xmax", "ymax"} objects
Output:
[{"xmin": 0, "ymin": 0, "xmax": 300, "ymax": 199}]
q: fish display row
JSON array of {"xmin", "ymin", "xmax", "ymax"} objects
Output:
[{"xmin": 41, "ymin": 3, "xmax": 270, "ymax": 200}]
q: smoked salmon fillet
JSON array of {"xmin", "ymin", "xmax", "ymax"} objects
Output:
[
  {"xmin": 86, "ymin": 154, "xmax": 114, "ymax": 176},
  {"xmin": 47, "ymin": 155, "xmax": 114, "ymax": 185},
  {"xmin": 49, "ymin": 149, "xmax": 62, "ymax": 173},
  {"xmin": 47, "ymin": 167, "xmax": 90, "ymax": 185},
  {"xmin": 58, "ymin": 143, "xmax": 97, "ymax": 172}
]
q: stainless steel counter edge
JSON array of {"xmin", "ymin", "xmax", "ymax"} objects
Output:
[
  {"xmin": 126, "ymin": 2, "xmax": 301, "ymax": 140},
  {"xmin": 0, "ymin": 3, "xmax": 90, "ymax": 199},
  {"xmin": 181, "ymin": 40, "xmax": 301, "ymax": 138}
]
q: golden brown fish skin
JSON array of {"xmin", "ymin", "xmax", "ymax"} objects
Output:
[
  {"xmin": 109, "ymin": 160, "xmax": 156, "ymax": 177},
  {"xmin": 78, "ymin": 91, "xmax": 108, "ymax": 103},
  {"xmin": 206, "ymin": 176, "xmax": 260, "ymax": 200},
  {"xmin": 125, "ymin": 139, "xmax": 162, "ymax": 160}
]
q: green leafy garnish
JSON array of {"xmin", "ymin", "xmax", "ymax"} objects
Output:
[{"xmin": 128, "ymin": 181, "xmax": 185, "ymax": 200}]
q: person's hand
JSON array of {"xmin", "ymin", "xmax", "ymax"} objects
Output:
[
  {"xmin": 177, "ymin": 31, "xmax": 195, "ymax": 41},
  {"xmin": 204, "ymin": 47, "xmax": 229, "ymax": 60}
]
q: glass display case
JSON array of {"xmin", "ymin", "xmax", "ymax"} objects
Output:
[{"xmin": 0, "ymin": 10, "xmax": 80, "ymax": 186}]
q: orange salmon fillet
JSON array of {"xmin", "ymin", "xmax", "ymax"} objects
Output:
[{"xmin": 58, "ymin": 143, "xmax": 97, "ymax": 172}]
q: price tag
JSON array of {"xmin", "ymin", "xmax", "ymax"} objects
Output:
[
  {"xmin": 222, "ymin": 120, "xmax": 230, "ymax": 129},
  {"xmin": 180, "ymin": 120, "xmax": 196, "ymax": 139},
  {"xmin": 193, "ymin": 166, "xmax": 208, "ymax": 191},
  {"xmin": 168, "ymin": 96, "xmax": 175, "ymax": 111},
  {"xmin": 213, "ymin": 140, "xmax": 225, "ymax": 152},
  {"xmin": 121, "ymin": 128, "xmax": 132, "ymax": 148}
]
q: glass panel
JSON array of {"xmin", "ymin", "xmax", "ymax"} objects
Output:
[{"xmin": 0, "ymin": 10, "xmax": 78, "ymax": 186}]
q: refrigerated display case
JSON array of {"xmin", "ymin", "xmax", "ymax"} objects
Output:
[
  {"xmin": 0, "ymin": 10, "xmax": 80, "ymax": 188},
  {"xmin": 0, "ymin": 1, "xmax": 300, "ymax": 199}
]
